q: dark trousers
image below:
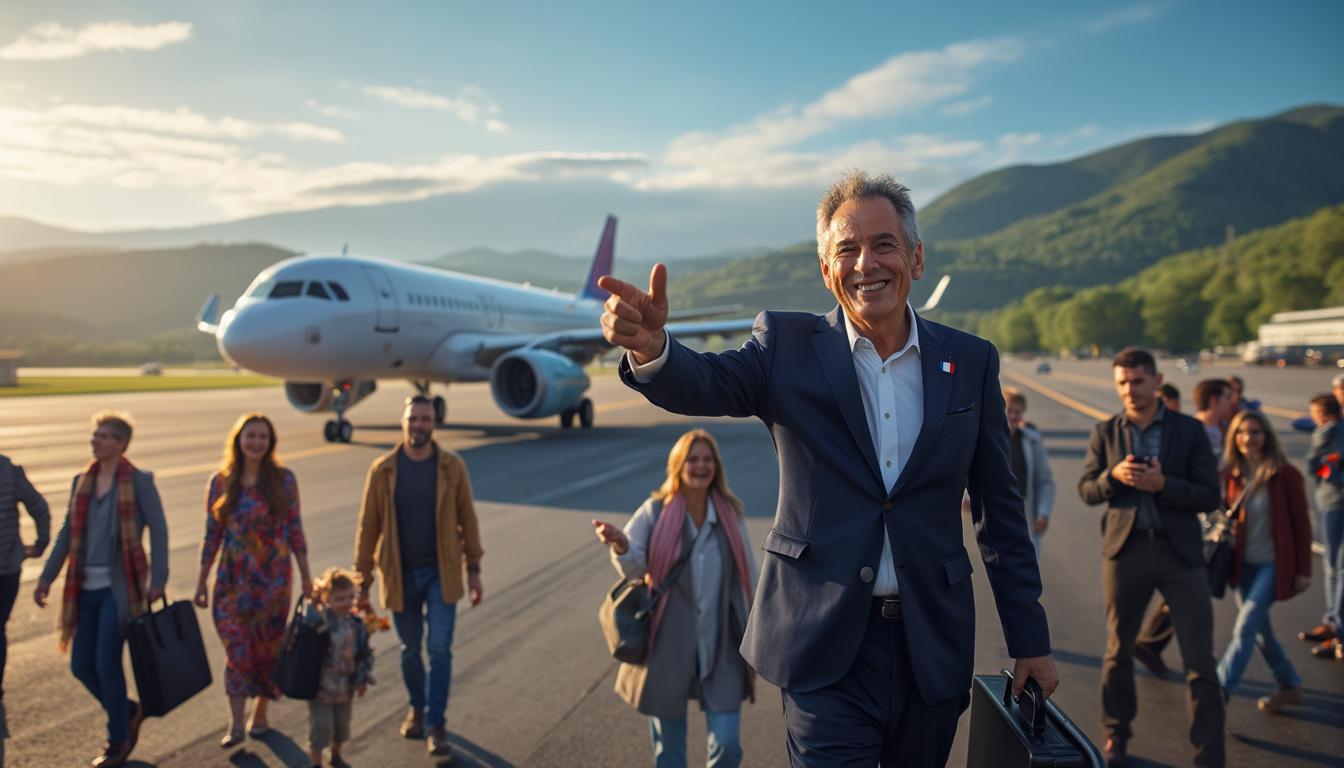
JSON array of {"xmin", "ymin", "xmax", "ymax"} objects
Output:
[
  {"xmin": 781, "ymin": 600, "xmax": 968, "ymax": 767},
  {"xmin": 0, "ymin": 573, "xmax": 18, "ymax": 697},
  {"xmin": 70, "ymin": 588, "xmax": 130, "ymax": 744},
  {"xmin": 1102, "ymin": 534, "xmax": 1224, "ymax": 767}
]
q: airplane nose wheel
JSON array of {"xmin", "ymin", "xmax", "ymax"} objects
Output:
[
  {"xmin": 559, "ymin": 398, "xmax": 594, "ymax": 429},
  {"xmin": 324, "ymin": 419, "xmax": 353, "ymax": 443}
]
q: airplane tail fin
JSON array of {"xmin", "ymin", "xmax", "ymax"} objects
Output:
[{"xmin": 578, "ymin": 215, "xmax": 617, "ymax": 301}]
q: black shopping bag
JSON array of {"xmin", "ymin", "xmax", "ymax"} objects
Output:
[
  {"xmin": 126, "ymin": 598, "xmax": 212, "ymax": 717},
  {"xmin": 273, "ymin": 596, "xmax": 328, "ymax": 700},
  {"xmin": 967, "ymin": 669, "xmax": 1104, "ymax": 768}
]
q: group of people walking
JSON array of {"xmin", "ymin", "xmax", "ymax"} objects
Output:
[
  {"xmin": 0, "ymin": 397, "xmax": 483, "ymax": 768},
  {"xmin": 0, "ymin": 168, "xmax": 1340, "ymax": 768}
]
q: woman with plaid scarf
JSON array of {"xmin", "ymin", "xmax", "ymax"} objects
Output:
[{"xmin": 35, "ymin": 411, "xmax": 169, "ymax": 768}]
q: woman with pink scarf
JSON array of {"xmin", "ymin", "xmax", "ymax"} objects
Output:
[{"xmin": 593, "ymin": 429, "xmax": 757, "ymax": 768}]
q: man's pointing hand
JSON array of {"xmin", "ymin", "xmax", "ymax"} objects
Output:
[{"xmin": 599, "ymin": 264, "xmax": 669, "ymax": 365}]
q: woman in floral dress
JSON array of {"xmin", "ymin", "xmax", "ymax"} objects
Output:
[{"xmin": 194, "ymin": 413, "xmax": 312, "ymax": 747}]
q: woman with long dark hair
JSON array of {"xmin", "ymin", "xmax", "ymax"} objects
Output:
[
  {"xmin": 35, "ymin": 411, "xmax": 168, "ymax": 768},
  {"xmin": 592, "ymin": 429, "xmax": 756, "ymax": 768},
  {"xmin": 194, "ymin": 413, "xmax": 311, "ymax": 746},
  {"xmin": 1217, "ymin": 410, "xmax": 1312, "ymax": 713}
]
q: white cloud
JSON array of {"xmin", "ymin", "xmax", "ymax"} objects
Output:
[
  {"xmin": 941, "ymin": 96, "xmax": 993, "ymax": 117},
  {"xmin": 0, "ymin": 21, "xmax": 192, "ymax": 61},
  {"xmin": 305, "ymin": 99, "xmax": 360, "ymax": 121},
  {"xmin": 39, "ymin": 104, "xmax": 343, "ymax": 142},
  {"xmin": 362, "ymin": 84, "xmax": 508, "ymax": 131},
  {"xmin": 642, "ymin": 37, "xmax": 1022, "ymax": 192},
  {"xmin": 1084, "ymin": 4, "xmax": 1163, "ymax": 34}
]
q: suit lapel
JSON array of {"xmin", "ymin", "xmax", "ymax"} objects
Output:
[
  {"xmin": 891, "ymin": 314, "xmax": 951, "ymax": 498},
  {"xmin": 812, "ymin": 308, "xmax": 883, "ymax": 489}
]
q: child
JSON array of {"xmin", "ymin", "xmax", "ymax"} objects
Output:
[{"xmin": 308, "ymin": 567, "xmax": 374, "ymax": 768}]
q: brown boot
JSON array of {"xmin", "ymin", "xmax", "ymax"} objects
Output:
[
  {"xmin": 1257, "ymin": 685, "xmax": 1303, "ymax": 713},
  {"xmin": 91, "ymin": 740, "xmax": 132, "ymax": 768},
  {"xmin": 400, "ymin": 707, "xmax": 424, "ymax": 739}
]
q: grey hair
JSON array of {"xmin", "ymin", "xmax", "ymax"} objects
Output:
[{"xmin": 815, "ymin": 170, "xmax": 920, "ymax": 261}]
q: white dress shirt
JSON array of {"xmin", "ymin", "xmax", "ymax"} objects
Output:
[
  {"xmin": 845, "ymin": 304, "xmax": 922, "ymax": 596},
  {"xmin": 629, "ymin": 303, "xmax": 923, "ymax": 596}
]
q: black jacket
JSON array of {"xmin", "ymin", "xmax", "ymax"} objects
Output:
[{"xmin": 1078, "ymin": 409, "xmax": 1220, "ymax": 566}]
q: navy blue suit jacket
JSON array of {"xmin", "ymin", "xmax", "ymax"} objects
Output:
[{"xmin": 620, "ymin": 307, "xmax": 1051, "ymax": 702}]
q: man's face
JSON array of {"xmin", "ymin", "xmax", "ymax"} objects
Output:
[
  {"xmin": 89, "ymin": 426, "xmax": 126, "ymax": 462},
  {"xmin": 1310, "ymin": 403, "xmax": 1332, "ymax": 427},
  {"xmin": 1005, "ymin": 401, "xmax": 1026, "ymax": 432},
  {"xmin": 1114, "ymin": 365, "xmax": 1162, "ymax": 415},
  {"xmin": 819, "ymin": 196, "xmax": 924, "ymax": 333},
  {"xmin": 1161, "ymin": 394, "xmax": 1181, "ymax": 412},
  {"xmin": 403, "ymin": 403, "xmax": 435, "ymax": 448}
]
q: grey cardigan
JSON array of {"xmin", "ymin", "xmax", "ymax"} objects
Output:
[
  {"xmin": 1018, "ymin": 426, "xmax": 1056, "ymax": 522},
  {"xmin": 40, "ymin": 469, "xmax": 170, "ymax": 626},
  {"xmin": 0, "ymin": 455, "xmax": 50, "ymax": 575}
]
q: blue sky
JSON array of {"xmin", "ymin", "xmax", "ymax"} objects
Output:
[{"xmin": 0, "ymin": 0, "xmax": 1340, "ymax": 244}]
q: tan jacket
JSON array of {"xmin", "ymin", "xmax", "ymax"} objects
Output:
[{"xmin": 353, "ymin": 444, "xmax": 483, "ymax": 611}]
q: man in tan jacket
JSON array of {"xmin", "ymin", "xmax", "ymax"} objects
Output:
[{"xmin": 354, "ymin": 396, "xmax": 484, "ymax": 758}]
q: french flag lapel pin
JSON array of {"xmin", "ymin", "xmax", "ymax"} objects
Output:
[{"xmin": 941, "ymin": 359, "xmax": 955, "ymax": 375}]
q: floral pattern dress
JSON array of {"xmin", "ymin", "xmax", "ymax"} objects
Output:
[{"xmin": 202, "ymin": 470, "xmax": 307, "ymax": 698}]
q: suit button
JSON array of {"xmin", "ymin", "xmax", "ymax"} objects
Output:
[
  {"xmin": 882, "ymin": 502, "xmax": 893, "ymax": 511},
  {"xmin": 859, "ymin": 566, "xmax": 874, "ymax": 583}
]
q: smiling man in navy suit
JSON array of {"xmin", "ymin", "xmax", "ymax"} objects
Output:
[{"xmin": 599, "ymin": 170, "xmax": 1058, "ymax": 767}]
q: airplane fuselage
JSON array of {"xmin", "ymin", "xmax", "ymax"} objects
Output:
[{"xmin": 217, "ymin": 254, "xmax": 604, "ymax": 383}]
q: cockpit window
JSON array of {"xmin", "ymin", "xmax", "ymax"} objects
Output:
[
  {"xmin": 306, "ymin": 282, "xmax": 331, "ymax": 300},
  {"xmin": 246, "ymin": 279, "xmax": 275, "ymax": 299},
  {"xmin": 270, "ymin": 280, "xmax": 304, "ymax": 298},
  {"xmin": 328, "ymin": 281, "xmax": 349, "ymax": 301}
]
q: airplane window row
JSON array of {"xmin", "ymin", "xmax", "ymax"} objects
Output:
[
  {"xmin": 265, "ymin": 280, "xmax": 350, "ymax": 301},
  {"xmin": 406, "ymin": 292, "xmax": 565, "ymax": 319}
]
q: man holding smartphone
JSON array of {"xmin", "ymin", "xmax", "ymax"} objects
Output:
[{"xmin": 1079, "ymin": 348, "xmax": 1224, "ymax": 767}]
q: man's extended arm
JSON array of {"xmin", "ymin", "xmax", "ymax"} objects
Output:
[{"xmin": 618, "ymin": 314, "xmax": 773, "ymax": 421}]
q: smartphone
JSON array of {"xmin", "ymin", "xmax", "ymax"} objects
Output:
[{"xmin": 1136, "ymin": 455, "xmax": 1156, "ymax": 466}]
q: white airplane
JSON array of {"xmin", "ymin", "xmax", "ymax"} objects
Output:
[
  {"xmin": 197, "ymin": 216, "xmax": 952, "ymax": 442},
  {"xmin": 195, "ymin": 217, "xmax": 745, "ymax": 441}
]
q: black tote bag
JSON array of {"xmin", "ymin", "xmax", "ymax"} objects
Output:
[
  {"xmin": 126, "ymin": 597, "xmax": 213, "ymax": 717},
  {"xmin": 273, "ymin": 596, "xmax": 329, "ymax": 700}
]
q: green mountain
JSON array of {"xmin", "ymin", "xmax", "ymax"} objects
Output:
[
  {"xmin": 0, "ymin": 243, "xmax": 295, "ymax": 339},
  {"xmin": 981, "ymin": 203, "xmax": 1344, "ymax": 353}
]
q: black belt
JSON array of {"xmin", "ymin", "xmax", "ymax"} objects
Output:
[{"xmin": 873, "ymin": 595, "xmax": 902, "ymax": 619}]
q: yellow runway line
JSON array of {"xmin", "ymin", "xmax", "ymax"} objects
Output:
[
  {"xmin": 1002, "ymin": 369, "xmax": 1111, "ymax": 422},
  {"xmin": 595, "ymin": 397, "xmax": 652, "ymax": 414},
  {"xmin": 1260, "ymin": 404, "xmax": 1305, "ymax": 420}
]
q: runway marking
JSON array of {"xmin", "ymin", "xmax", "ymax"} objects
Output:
[
  {"xmin": 595, "ymin": 396, "xmax": 651, "ymax": 414},
  {"xmin": 1002, "ymin": 369, "xmax": 1111, "ymax": 421},
  {"xmin": 1260, "ymin": 404, "xmax": 1305, "ymax": 419}
]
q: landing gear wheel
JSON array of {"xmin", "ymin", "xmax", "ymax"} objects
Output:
[
  {"xmin": 560, "ymin": 409, "xmax": 575, "ymax": 429},
  {"xmin": 432, "ymin": 395, "xmax": 447, "ymax": 425},
  {"xmin": 338, "ymin": 420, "xmax": 353, "ymax": 443},
  {"xmin": 578, "ymin": 398, "xmax": 595, "ymax": 429},
  {"xmin": 323, "ymin": 420, "xmax": 338, "ymax": 443}
]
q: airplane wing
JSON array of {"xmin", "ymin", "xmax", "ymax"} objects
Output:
[{"xmin": 467, "ymin": 317, "xmax": 758, "ymax": 368}]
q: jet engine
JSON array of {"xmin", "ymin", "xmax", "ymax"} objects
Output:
[
  {"xmin": 284, "ymin": 380, "xmax": 377, "ymax": 413},
  {"xmin": 489, "ymin": 349, "xmax": 589, "ymax": 419}
]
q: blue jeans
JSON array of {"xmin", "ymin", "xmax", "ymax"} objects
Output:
[
  {"xmin": 1321, "ymin": 503, "xmax": 1344, "ymax": 632},
  {"xmin": 1217, "ymin": 561, "xmax": 1301, "ymax": 694},
  {"xmin": 649, "ymin": 710, "xmax": 741, "ymax": 768},
  {"xmin": 392, "ymin": 566, "xmax": 457, "ymax": 728},
  {"xmin": 70, "ymin": 588, "xmax": 129, "ymax": 743}
]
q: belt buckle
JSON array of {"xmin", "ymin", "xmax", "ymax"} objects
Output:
[{"xmin": 880, "ymin": 597, "xmax": 902, "ymax": 619}]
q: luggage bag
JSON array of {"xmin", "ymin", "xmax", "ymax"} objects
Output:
[
  {"xmin": 967, "ymin": 669, "xmax": 1104, "ymax": 768},
  {"xmin": 126, "ymin": 597, "xmax": 213, "ymax": 717},
  {"xmin": 273, "ymin": 595, "xmax": 329, "ymax": 700}
]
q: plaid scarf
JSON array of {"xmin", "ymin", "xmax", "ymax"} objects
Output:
[{"xmin": 59, "ymin": 457, "xmax": 149, "ymax": 652}]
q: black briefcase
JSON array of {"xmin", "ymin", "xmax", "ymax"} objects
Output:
[
  {"xmin": 967, "ymin": 669, "xmax": 1104, "ymax": 768},
  {"xmin": 273, "ymin": 596, "xmax": 329, "ymax": 700},
  {"xmin": 126, "ymin": 597, "xmax": 213, "ymax": 717}
]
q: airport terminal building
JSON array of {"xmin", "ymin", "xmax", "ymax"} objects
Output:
[{"xmin": 1252, "ymin": 305, "xmax": 1344, "ymax": 365}]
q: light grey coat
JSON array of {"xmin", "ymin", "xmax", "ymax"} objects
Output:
[
  {"xmin": 611, "ymin": 497, "xmax": 755, "ymax": 719},
  {"xmin": 1019, "ymin": 425, "xmax": 1056, "ymax": 524},
  {"xmin": 40, "ymin": 469, "xmax": 169, "ymax": 628}
]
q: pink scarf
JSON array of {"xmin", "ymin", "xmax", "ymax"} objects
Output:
[{"xmin": 645, "ymin": 490, "xmax": 753, "ymax": 656}]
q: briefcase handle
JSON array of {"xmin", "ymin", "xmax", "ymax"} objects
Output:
[{"xmin": 999, "ymin": 668, "xmax": 1046, "ymax": 739}]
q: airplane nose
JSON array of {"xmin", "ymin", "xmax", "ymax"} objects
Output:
[{"xmin": 218, "ymin": 306, "xmax": 293, "ymax": 373}]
